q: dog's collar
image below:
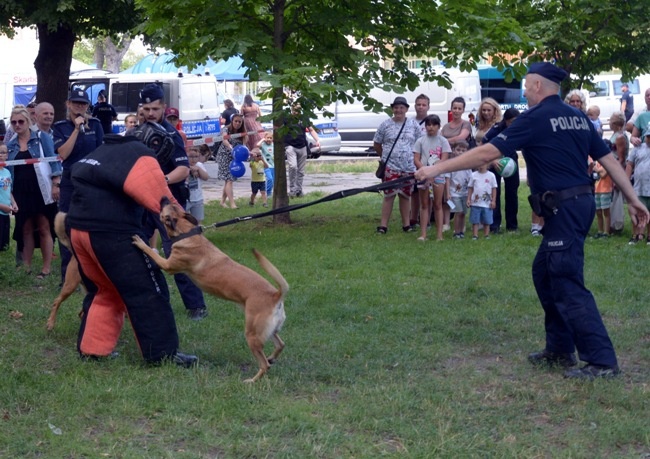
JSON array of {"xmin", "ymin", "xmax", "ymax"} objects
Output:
[{"xmin": 169, "ymin": 225, "xmax": 203, "ymax": 244}]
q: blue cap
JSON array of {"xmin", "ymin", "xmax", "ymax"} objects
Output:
[
  {"xmin": 527, "ymin": 62, "xmax": 568, "ymax": 85},
  {"xmin": 140, "ymin": 84, "xmax": 164, "ymax": 103},
  {"xmin": 68, "ymin": 90, "xmax": 90, "ymax": 104}
]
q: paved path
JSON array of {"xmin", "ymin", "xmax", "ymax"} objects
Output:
[
  {"xmin": 201, "ymin": 160, "xmax": 380, "ymax": 204},
  {"xmin": 200, "ymin": 158, "xmax": 528, "ymax": 204}
]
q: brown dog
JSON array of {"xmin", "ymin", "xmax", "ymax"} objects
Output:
[
  {"xmin": 132, "ymin": 196, "xmax": 289, "ymax": 383},
  {"xmin": 46, "ymin": 212, "xmax": 84, "ymax": 331}
]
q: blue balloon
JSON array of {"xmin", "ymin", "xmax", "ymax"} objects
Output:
[
  {"xmin": 229, "ymin": 160, "xmax": 246, "ymax": 178},
  {"xmin": 232, "ymin": 145, "xmax": 250, "ymax": 162}
]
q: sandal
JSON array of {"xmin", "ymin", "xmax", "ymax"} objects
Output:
[
  {"xmin": 36, "ymin": 272, "xmax": 50, "ymax": 280},
  {"xmin": 376, "ymin": 226, "xmax": 388, "ymax": 234}
]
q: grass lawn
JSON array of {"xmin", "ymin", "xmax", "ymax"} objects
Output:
[{"xmin": 1, "ymin": 181, "xmax": 649, "ymax": 458}]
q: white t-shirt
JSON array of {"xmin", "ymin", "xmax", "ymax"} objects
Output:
[
  {"xmin": 468, "ymin": 170, "xmax": 497, "ymax": 208},
  {"xmin": 628, "ymin": 143, "xmax": 650, "ymax": 197},
  {"xmin": 187, "ymin": 162, "xmax": 207, "ymax": 202},
  {"xmin": 449, "ymin": 169, "xmax": 472, "ymax": 198}
]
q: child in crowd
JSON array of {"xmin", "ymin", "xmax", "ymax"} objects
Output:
[
  {"xmin": 198, "ymin": 144, "xmax": 213, "ymax": 162},
  {"xmin": 587, "ymin": 105, "xmax": 603, "ymax": 137},
  {"xmin": 249, "ymin": 147, "xmax": 269, "ymax": 207},
  {"xmin": 413, "ymin": 115, "xmax": 451, "ymax": 241},
  {"xmin": 257, "ymin": 131, "xmax": 274, "ymax": 197},
  {"xmin": 186, "ymin": 146, "xmax": 209, "ymax": 224},
  {"xmin": 625, "ymin": 131, "xmax": 650, "ymax": 244},
  {"xmin": 591, "ymin": 156, "xmax": 613, "ymax": 238},
  {"xmin": 448, "ymin": 140, "xmax": 472, "ymax": 239},
  {"xmin": 467, "ymin": 162, "xmax": 497, "ymax": 240},
  {"xmin": 0, "ymin": 144, "xmax": 18, "ymax": 251}
]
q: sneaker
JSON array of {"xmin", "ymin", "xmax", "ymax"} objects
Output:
[
  {"xmin": 249, "ymin": 201, "xmax": 255, "ymax": 206},
  {"xmin": 187, "ymin": 307, "xmax": 208, "ymax": 321},
  {"xmin": 442, "ymin": 224, "xmax": 451, "ymax": 232},
  {"xmin": 459, "ymin": 232, "xmax": 465, "ymax": 239},
  {"xmin": 563, "ymin": 364, "xmax": 620, "ymax": 380},
  {"xmin": 402, "ymin": 225, "xmax": 414, "ymax": 233},
  {"xmin": 528, "ymin": 349, "xmax": 577, "ymax": 368},
  {"xmin": 531, "ymin": 229, "xmax": 541, "ymax": 237},
  {"xmin": 472, "ymin": 236, "xmax": 479, "ymax": 241},
  {"xmin": 628, "ymin": 236, "xmax": 640, "ymax": 245},
  {"xmin": 376, "ymin": 226, "xmax": 388, "ymax": 234},
  {"xmin": 172, "ymin": 352, "xmax": 199, "ymax": 368},
  {"xmin": 484, "ymin": 235, "xmax": 490, "ymax": 240},
  {"xmin": 647, "ymin": 237, "xmax": 650, "ymax": 246},
  {"xmin": 453, "ymin": 233, "xmax": 462, "ymax": 239}
]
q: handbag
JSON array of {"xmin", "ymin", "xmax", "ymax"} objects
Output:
[
  {"xmin": 34, "ymin": 131, "xmax": 54, "ymax": 205},
  {"xmin": 375, "ymin": 120, "xmax": 407, "ymax": 179}
]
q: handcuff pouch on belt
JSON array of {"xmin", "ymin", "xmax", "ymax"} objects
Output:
[
  {"xmin": 528, "ymin": 184, "xmax": 593, "ymax": 219},
  {"xmin": 528, "ymin": 191, "xmax": 558, "ymax": 219}
]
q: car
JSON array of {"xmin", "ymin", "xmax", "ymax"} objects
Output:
[{"xmin": 306, "ymin": 118, "xmax": 341, "ymax": 158}]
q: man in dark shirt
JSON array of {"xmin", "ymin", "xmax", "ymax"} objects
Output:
[
  {"xmin": 68, "ymin": 123, "xmax": 197, "ymax": 366},
  {"xmin": 283, "ymin": 103, "xmax": 319, "ymax": 198},
  {"xmin": 91, "ymin": 90, "xmax": 118, "ymax": 135}
]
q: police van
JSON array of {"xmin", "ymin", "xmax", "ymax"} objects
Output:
[
  {"xmin": 587, "ymin": 73, "xmax": 650, "ymax": 130},
  {"xmin": 69, "ymin": 71, "xmax": 221, "ymax": 147},
  {"xmin": 329, "ymin": 67, "xmax": 481, "ymax": 149}
]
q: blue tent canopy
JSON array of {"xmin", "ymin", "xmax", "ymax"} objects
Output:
[{"xmin": 122, "ymin": 52, "xmax": 249, "ymax": 81}]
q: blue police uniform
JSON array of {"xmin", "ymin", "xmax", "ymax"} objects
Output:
[
  {"xmin": 52, "ymin": 117, "xmax": 104, "ymax": 212},
  {"xmin": 490, "ymin": 94, "xmax": 618, "ymax": 369},
  {"xmin": 52, "ymin": 117, "xmax": 104, "ymax": 284},
  {"xmin": 143, "ymin": 120, "xmax": 206, "ymax": 315},
  {"xmin": 484, "ymin": 122, "xmax": 520, "ymax": 231}
]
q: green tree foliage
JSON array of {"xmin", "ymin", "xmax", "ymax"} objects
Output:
[
  {"xmin": 135, "ymin": 0, "xmax": 533, "ymax": 217},
  {"xmin": 503, "ymin": 0, "xmax": 650, "ymax": 93},
  {"xmin": 0, "ymin": 1, "xmax": 142, "ymax": 121}
]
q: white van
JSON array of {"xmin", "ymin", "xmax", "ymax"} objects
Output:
[
  {"xmin": 587, "ymin": 73, "xmax": 650, "ymax": 130},
  {"xmin": 69, "ymin": 72, "xmax": 221, "ymax": 147},
  {"xmin": 330, "ymin": 67, "xmax": 481, "ymax": 148}
]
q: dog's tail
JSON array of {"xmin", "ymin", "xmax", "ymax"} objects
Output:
[
  {"xmin": 54, "ymin": 212, "xmax": 70, "ymax": 250},
  {"xmin": 253, "ymin": 249, "xmax": 289, "ymax": 300}
]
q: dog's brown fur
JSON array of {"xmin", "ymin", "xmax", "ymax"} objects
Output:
[
  {"xmin": 132, "ymin": 197, "xmax": 289, "ymax": 383},
  {"xmin": 46, "ymin": 212, "xmax": 84, "ymax": 331}
]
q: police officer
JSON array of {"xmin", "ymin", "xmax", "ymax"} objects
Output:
[
  {"xmin": 67, "ymin": 123, "xmax": 197, "ymax": 366},
  {"xmin": 416, "ymin": 62, "xmax": 650, "ymax": 380},
  {"xmin": 139, "ymin": 84, "xmax": 208, "ymax": 320},
  {"xmin": 53, "ymin": 90, "xmax": 104, "ymax": 285},
  {"xmin": 484, "ymin": 107, "xmax": 521, "ymax": 233}
]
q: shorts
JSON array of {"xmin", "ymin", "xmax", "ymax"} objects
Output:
[
  {"xmin": 594, "ymin": 192, "xmax": 612, "ymax": 210},
  {"xmin": 450, "ymin": 196, "xmax": 468, "ymax": 214},
  {"xmin": 382, "ymin": 166, "xmax": 414, "ymax": 198},
  {"xmin": 186, "ymin": 199, "xmax": 205, "ymax": 222},
  {"xmin": 251, "ymin": 181, "xmax": 266, "ymax": 194},
  {"xmin": 469, "ymin": 206, "xmax": 493, "ymax": 225}
]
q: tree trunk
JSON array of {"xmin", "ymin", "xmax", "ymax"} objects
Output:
[
  {"xmin": 35, "ymin": 24, "xmax": 75, "ymax": 123},
  {"xmin": 103, "ymin": 36, "xmax": 132, "ymax": 74},
  {"xmin": 93, "ymin": 38, "xmax": 105, "ymax": 70},
  {"xmin": 271, "ymin": 0, "xmax": 291, "ymax": 224},
  {"xmin": 271, "ymin": 89, "xmax": 292, "ymax": 224}
]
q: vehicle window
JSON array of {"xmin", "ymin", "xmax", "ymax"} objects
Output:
[
  {"xmin": 593, "ymin": 81, "xmax": 609, "ymax": 97},
  {"xmin": 614, "ymin": 79, "xmax": 640, "ymax": 96},
  {"xmin": 111, "ymin": 82, "xmax": 171, "ymax": 113},
  {"xmin": 69, "ymin": 79, "xmax": 109, "ymax": 105}
]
